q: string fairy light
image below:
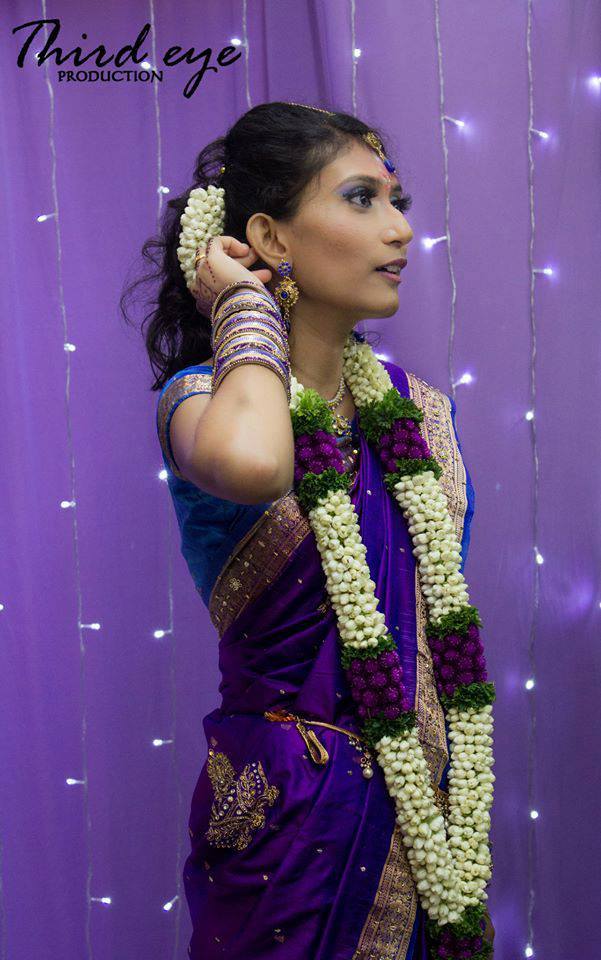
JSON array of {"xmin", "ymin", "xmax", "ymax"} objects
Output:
[
  {"xmin": 146, "ymin": 1, "xmax": 187, "ymax": 956},
  {"xmin": 523, "ymin": 0, "xmax": 548, "ymax": 952},
  {"xmin": 432, "ymin": 0, "xmax": 552, "ymax": 953},
  {"xmin": 37, "ymin": 4, "xmax": 99, "ymax": 956},
  {"xmin": 432, "ymin": 0, "xmax": 462, "ymax": 406}
]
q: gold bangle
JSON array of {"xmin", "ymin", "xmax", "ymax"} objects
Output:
[
  {"xmin": 211, "ymin": 281, "xmax": 274, "ymax": 320},
  {"xmin": 212, "ymin": 301, "xmax": 282, "ymax": 341},
  {"xmin": 214, "ymin": 321, "xmax": 288, "ymax": 355},
  {"xmin": 212, "ymin": 354, "xmax": 291, "ymax": 400},
  {"xmin": 216, "ymin": 337, "xmax": 288, "ymax": 364}
]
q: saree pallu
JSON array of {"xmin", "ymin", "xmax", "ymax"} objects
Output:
[{"xmin": 184, "ymin": 362, "xmax": 473, "ymax": 960}]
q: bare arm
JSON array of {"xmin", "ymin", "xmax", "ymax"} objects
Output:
[
  {"xmin": 170, "ymin": 363, "xmax": 294, "ymax": 505},
  {"xmin": 170, "ymin": 234, "xmax": 294, "ymax": 504}
]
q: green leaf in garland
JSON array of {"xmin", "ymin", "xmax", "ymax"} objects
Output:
[
  {"xmin": 425, "ymin": 901, "xmax": 491, "ymax": 944},
  {"xmin": 290, "ymin": 387, "xmax": 334, "ymax": 437},
  {"xmin": 426, "ymin": 603, "xmax": 483, "ymax": 640},
  {"xmin": 339, "ymin": 632, "xmax": 397, "ymax": 670},
  {"xmin": 357, "ymin": 387, "xmax": 424, "ymax": 445},
  {"xmin": 296, "ymin": 468, "xmax": 352, "ymax": 513},
  {"xmin": 382, "ymin": 456, "xmax": 443, "ymax": 489},
  {"xmin": 361, "ymin": 709, "xmax": 417, "ymax": 749},
  {"xmin": 440, "ymin": 681, "xmax": 496, "ymax": 712}
]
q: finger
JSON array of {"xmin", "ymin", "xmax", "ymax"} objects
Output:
[
  {"xmin": 214, "ymin": 236, "xmax": 249, "ymax": 257},
  {"xmin": 249, "ymin": 268, "xmax": 273, "ymax": 284}
]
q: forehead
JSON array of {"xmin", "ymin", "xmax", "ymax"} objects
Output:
[{"xmin": 319, "ymin": 139, "xmax": 400, "ymax": 190}]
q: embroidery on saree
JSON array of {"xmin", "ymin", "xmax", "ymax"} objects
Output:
[
  {"xmin": 157, "ymin": 371, "xmax": 212, "ymax": 479},
  {"xmin": 352, "ymin": 374, "xmax": 468, "ymax": 960},
  {"xmin": 204, "ymin": 748, "xmax": 280, "ymax": 851}
]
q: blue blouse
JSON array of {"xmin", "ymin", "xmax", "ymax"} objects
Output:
[{"xmin": 156, "ymin": 364, "xmax": 475, "ymax": 604}]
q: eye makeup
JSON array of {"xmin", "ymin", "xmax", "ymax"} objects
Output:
[{"xmin": 341, "ymin": 184, "xmax": 413, "ymax": 214}]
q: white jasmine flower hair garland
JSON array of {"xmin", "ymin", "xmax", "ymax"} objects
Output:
[{"xmin": 177, "ymin": 181, "xmax": 495, "ymax": 959}]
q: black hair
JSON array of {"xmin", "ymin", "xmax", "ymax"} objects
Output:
[{"xmin": 120, "ymin": 101, "xmax": 391, "ymax": 391}]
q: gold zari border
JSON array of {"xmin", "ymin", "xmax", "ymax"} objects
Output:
[{"xmin": 156, "ymin": 371, "xmax": 213, "ymax": 479}]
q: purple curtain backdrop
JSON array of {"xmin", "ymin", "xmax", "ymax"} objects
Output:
[{"xmin": 1, "ymin": 1, "xmax": 600, "ymax": 958}]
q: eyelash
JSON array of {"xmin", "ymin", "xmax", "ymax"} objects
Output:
[{"xmin": 347, "ymin": 186, "xmax": 413, "ymax": 213}]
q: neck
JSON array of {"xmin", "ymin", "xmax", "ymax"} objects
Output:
[{"xmin": 286, "ymin": 300, "xmax": 358, "ymax": 399}]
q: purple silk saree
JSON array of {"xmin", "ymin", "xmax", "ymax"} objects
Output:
[{"xmin": 183, "ymin": 361, "xmax": 472, "ymax": 960}]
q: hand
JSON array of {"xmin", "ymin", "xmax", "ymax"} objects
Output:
[{"xmin": 191, "ymin": 235, "xmax": 273, "ymax": 316}]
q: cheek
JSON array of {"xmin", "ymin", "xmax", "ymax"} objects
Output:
[{"xmin": 303, "ymin": 217, "xmax": 367, "ymax": 269}]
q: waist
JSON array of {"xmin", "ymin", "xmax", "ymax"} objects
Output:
[
  {"xmin": 264, "ymin": 707, "xmax": 375, "ymax": 778},
  {"xmin": 264, "ymin": 707, "xmax": 450, "ymax": 815}
]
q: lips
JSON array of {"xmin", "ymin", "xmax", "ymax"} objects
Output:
[{"xmin": 375, "ymin": 258, "xmax": 407, "ymax": 273}]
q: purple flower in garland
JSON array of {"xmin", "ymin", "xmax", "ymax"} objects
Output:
[
  {"xmin": 434, "ymin": 927, "xmax": 485, "ymax": 959},
  {"xmin": 293, "ymin": 429, "xmax": 347, "ymax": 484},
  {"xmin": 377, "ymin": 417, "xmax": 433, "ymax": 472},
  {"xmin": 429, "ymin": 622, "xmax": 488, "ymax": 699},
  {"xmin": 346, "ymin": 648, "xmax": 411, "ymax": 719}
]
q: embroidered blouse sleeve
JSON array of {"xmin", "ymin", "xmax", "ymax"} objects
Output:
[
  {"xmin": 156, "ymin": 366, "xmax": 212, "ymax": 479},
  {"xmin": 446, "ymin": 392, "xmax": 476, "ymax": 572}
]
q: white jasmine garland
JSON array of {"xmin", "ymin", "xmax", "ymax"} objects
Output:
[{"xmin": 290, "ymin": 336, "xmax": 496, "ymax": 926}]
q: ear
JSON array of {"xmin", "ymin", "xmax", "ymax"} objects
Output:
[{"xmin": 246, "ymin": 212, "xmax": 289, "ymax": 270}]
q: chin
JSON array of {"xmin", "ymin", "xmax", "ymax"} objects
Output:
[{"xmin": 370, "ymin": 297, "xmax": 400, "ymax": 320}]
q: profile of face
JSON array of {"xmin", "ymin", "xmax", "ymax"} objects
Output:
[{"xmin": 248, "ymin": 139, "xmax": 414, "ymax": 324}]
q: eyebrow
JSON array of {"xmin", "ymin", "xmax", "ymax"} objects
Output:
[{"xmin": 336, "ymin": 174, "xmax": 404, "ymax": 193}]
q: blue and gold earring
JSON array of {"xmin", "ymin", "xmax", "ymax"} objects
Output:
[{"xmin": 273, "ymin": 258, "xmax": 299, "ymax": 332}]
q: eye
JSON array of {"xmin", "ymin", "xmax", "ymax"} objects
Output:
[{"xmin": 346, "ymin": 187, "xmax": 413, "ymax": 213}]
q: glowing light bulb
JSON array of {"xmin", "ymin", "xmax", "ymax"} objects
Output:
[
  {"xmin": 36, "ymin": 213, "xmax": 55, "ymax": 222},
  {"xmin": 530, "ymin": 809, "xmax": 539, "ymax": 819},
  {"xmin": 353, "ymin": 48, "xmax": 362, "ymax": 58},
  {"xmin": 230, "ymin": 37, "xmax": 242, "ymax": 46},
  {"xmin": 535, "ymin": 551, "xmax": 544, "ymax": 565},
  {"xmin": 163, "ymin": 895, "xmax": 179, "ymax": 911},
  {"xmin": 140, "ymin": 61, "xmax": 152, "ymax": 70},
  {"xmin": 60, "ymin": 500, "xmax": 76, "ymax": 509},
  {"xmin": 443, "ymin": 115, "xmax": 466, "ymax": 128},
  {"xmin": 158, "ymin": 468, "xmax": 168, "ymax": 481},
  {"xmin": 158, "ymin": 185, "xmax": 170, "ymax": 194},
  {"xmin": 525, "ymin": 947, "xmax": 534, "ymax": 958},
  {"xmin": 525, "ymin": 410, "xmax": 534, "ymax": 420},
  {"xmin": 525, "ymin": 678, "xmax": 535, "ymax": 690},
  {"xmin": 64, "ymin": 342, "xmax": 76, "ymax": 352},
  {"xmin": 422, "ymin": 235, "xmax": 448, "ymax": 250}
]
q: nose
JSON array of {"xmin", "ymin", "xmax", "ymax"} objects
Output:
[{"xmin": 384, "ymin": 210, "xmax": 412, "ymax": 245}]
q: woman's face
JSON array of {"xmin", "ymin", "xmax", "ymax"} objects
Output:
[{"xmin": 282, "ymin": 139, "xmax": 414, "ymax": 322}]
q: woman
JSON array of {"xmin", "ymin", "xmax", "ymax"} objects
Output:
[{"xmin": 130, "ymin": 102, "xmax": 494, "ymax": 958}]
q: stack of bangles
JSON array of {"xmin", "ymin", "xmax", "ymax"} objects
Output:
[{"xmin": 210, "ymin": 280, "xmax": 291, "ymax": 403}]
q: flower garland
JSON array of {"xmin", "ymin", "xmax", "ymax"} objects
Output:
[{"xmin": 290, "ymin": 333, "xmax": 495, "ymax": 957}]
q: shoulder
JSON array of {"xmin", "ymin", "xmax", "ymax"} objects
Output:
[
  {"xmin": 156, "ymin": 362, "xmax": 213, "ymax": 478},
  {"xmin": 380, "ymin": 358, "xmax": 451, "ymax": 409},
  {"xmin": 158, "ymin": 362, "xmax": 213, "ymax": 404}
]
